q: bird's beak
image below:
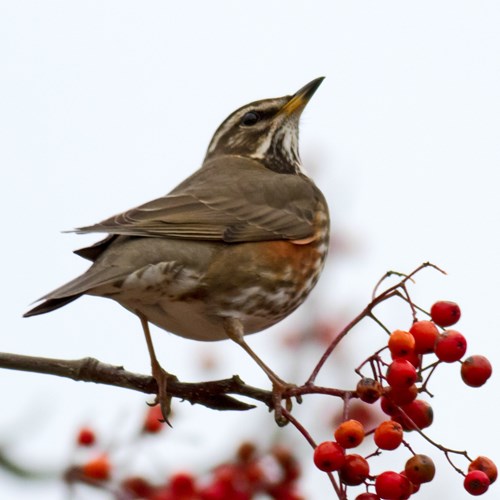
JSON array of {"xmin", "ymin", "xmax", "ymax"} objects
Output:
[{"xmin": 280, "ymin": 76, "xmax": 325, "ymax": 116}]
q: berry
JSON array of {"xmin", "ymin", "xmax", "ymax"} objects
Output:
[
  {"xmin": 409, "ymin": 320, "xmax": 439, "ymax": 354},
  {"xmin": 272, "ymin": 445, "xmax": 301, "ymax": 481},
  {"xmin": 404, "ymin": 454, "xmax": 435, "ymax": 484},
  {"xmin": 380, "ymin": 396, "xmax": 399, "ymax": 416},
  {"xmin": 461, "ymin": 355, "xmax": 493, "ymax": 387},
  {"xmin": 236, "ymin": 441, "xmax": 257, "ymax": 463},
  {"xmin": 400, "ymin": 471, "xmax": 420, "ymax": 494},
  {"xmin": 469, "ymin": 456, "xmax": 498, "ymax": 484},
  {"xmin": 374, "ymin": 421, "xmax": 403, "ymax": 450},
  {"xmin": 334, "ymin": 420, "xmax": 365, "ymax": 449},
  {"xmin": 77, "ymin": 427, "xmax": 96, "ymax": 447},
  {"xmin": 143, "ymin": 404, "xmax": 165, "ymax": 433},
  {"xmin": 388, "ymin": 330, "xmax": 415, "ymax": 358},
  {"xmin": 392, "ymin": 350, "xmax": 422, "ymax": 369},
  {"xmin": 375, "ymin": 471, "xmax": 412, "ymax": 499},
  {"xmin": 394, "ymin": 399, "xmax": 433, "ymax": 431},
  {"xmin": 385, "ymin": 384, "xmax": 418, "ymax": 406},
  {"xmin": 169, "ymin": 472, "xmax": 196, "ymax": 496},
  {"xmin": 386, "ymin": 359, "xmax": 417, "ymax": 388},
  {"xmin": 121, "ymin": 476, "xmax": 154, "ymax": 497},
  {"xmin": 355, "ymin": 494, "xmax": 380, "ymax": 500},
  {"xmin": 313, "ymin": 441, "xmax": 345, "ymax": 472},
  {"xmin": 464, "ymin": 470, "xmax": 490, "ymax": 495},
  {"xmin": 357, "ymin": 377, "xmax": 383, "ymax": 404},
  {"xmin": 434, "ymin": 330, "xmax": 467, "ymax": 362},
  {"xmin": 82, "ymin": 454, "xmax": 111, "ymax": 481},
  {"xmin": 339, "ymin": 454, "xmax": 370, "ymax": 486},
  {"xmin": 431, "ymin": 300, "xmax": 461, "ymax": 327}
]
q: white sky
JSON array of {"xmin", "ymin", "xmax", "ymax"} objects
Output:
[{"xmin": 2, "ymin": 2, "xmax": 500, "ymax": 499}]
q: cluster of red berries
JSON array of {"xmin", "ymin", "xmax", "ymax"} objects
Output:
[
  {"xmin": 70, "ymin": 408, "xmax": 303, "ymax": 499},
  {"xmin": 313, "ymin": 301, "xmax": 496, "ymax": 498}
]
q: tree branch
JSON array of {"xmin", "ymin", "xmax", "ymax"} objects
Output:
[{"xmin": 0, "ymin": 351, "xmax": 274, "ymax": 412}]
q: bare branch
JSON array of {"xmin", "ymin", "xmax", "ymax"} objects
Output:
[{"xmin": 0, "ymin": 351, "xmax": 271, "ymax": 412}]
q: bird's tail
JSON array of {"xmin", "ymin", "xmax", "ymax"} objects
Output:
[{"xmin": 23, "ymin": 295, "xmax": 82, "ymax": 317}]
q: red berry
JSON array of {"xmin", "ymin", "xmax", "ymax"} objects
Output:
[
  {"xmin": 431, "ymin": 300, "xmax": 461, "ymax": 327},
  {"xmin": 434, "ymin": 330, "xmax": 467, "ymax": 362},
  {"xmin": 388, "ymin": 330, "xmax": 415, "ymax": 358},
  {"xmin": 401, "ymin": 471, "xmax": 420, "ymax": 494},
  {"xmin": 464, "ymin": 470, "xmax": 490, "ymax": 495},
  {"xmin": 386, "ymin": 359, "xmax": 417, "ymax": 388},
  {"xmin": 77, "ymin": 427, "xmax": 96, "ymax": 446},
  {"xmin": 374, "ymin": 421, "xmax": 403, "ymax": 450},
  {"xmin": 355, "ymin": 494, "xmax": 380, "ymax": 500},
  {"xmin": 313, "ymin": 441, "xmax": 346, "ymax": 472},
  {"xmin": 169, "ymin": 472, "xmax": 196, "ymax": 496},
  {"xmin": 404, "ymin": 454, "xmax": 436, "ymax": 484},
  {"xmin": 82, "ymin": 454, "xmax": 111, "ymax": 481},
  {"xmin": 143, "ymin": 405, "xmax": 165, "ymax": 433},
  {"xmin": 375, "ymin": 471, "xmax": 412, "ymax": 499},
  {"xmin": 392, "ymin": 350, "xmax": 422, "ymax": 369},
  {"xmin": 409, "ymin": 320, "xmax": 439, "ymax": 354},
  {"xmin": 121, "ymin": 476, "xmax": 154, "ymax": 497},
  {"xmin": 334, "ymin": 420, "xmax": 365, "ymax": 449},
  {"xmin": 394, "ymin": 399, "xmax": 434, "ymax": 431},
  {"xmin": 469, "ymin": 456, "xmax": 498, "ymax": 484},
  {"xmin": 339, "ymin": 454, "xmax": 370, "ymax": 486},
  {"xmin": 380, "ymin": 396, "xmax": 399, "ymax": 416},
  {"xmin": 385, "ymin": 384, "xmax": 418, "ymax": 406},
  {"xmin": 461, "ymin": 355, "xmax": 492, "ymax": 387}
]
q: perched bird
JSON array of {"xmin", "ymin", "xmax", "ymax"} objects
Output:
[{"xmin": 25, "ymin": 77, "xmax": 330, "ymax": 421}]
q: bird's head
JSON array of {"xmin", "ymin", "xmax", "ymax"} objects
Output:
[{"xmin": 205, "ymin": 77, "xmax": 324, "ymax": 174}]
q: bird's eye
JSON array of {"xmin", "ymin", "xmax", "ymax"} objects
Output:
[{"xmin": 240, "ymin": 111, "xmax": 260, "ymax": 127}]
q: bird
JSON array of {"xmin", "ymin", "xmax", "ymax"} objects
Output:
[{"xmin": 24, "ymin": 77, "xmax": 330, "ymax": 423}]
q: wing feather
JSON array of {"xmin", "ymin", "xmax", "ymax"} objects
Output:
[{"xmin": 75, "ymin": 157, "xmax": 323, "ymax": 243}]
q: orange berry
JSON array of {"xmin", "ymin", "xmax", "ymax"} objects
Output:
[
  {"xmin": 410, "ymin": 320, "xmax": 439, "ymax": 354},
  {"xmin": 236, "ymin": 441, "xmax": 257, "ymax": 463},
  {"xmin": 374, "ymin": 421, "xmax": 403, "ymax": 450},
  {"xmin": 388, "ymin": 330, "xmax": 415, "ymax": 358},
  {"xmin": 82, "ymin": 454, "xmax": 111, "ymax": 481},
  {"xmin": 469, "ymin": 456, "xmax": 498, "ymax": 484},
  {"xmin": 334, "ymin": 420, "xmax": 365, "ymax": 449}
]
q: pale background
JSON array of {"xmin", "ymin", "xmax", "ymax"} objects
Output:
[{"xmin": 1, "ymin": 1, "xmax": 499, "ymax": 499}]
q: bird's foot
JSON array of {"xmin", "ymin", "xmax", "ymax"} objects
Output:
[
  {"xmin": 270, "ymin": 379, "xmax": 302, "ymax": 427},
  {"xmin": 150, "ymin": 364, "xmax": 173, "ymax": 426}
]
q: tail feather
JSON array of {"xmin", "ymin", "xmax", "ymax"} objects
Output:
[{"xmin": 23, "ymin": 295, "xmax": 82, "ymax": 317}]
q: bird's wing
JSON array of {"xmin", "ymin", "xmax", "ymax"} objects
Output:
[{"xmin": 74, "ymin": 157, "xmax": 324, "ymax": 243}]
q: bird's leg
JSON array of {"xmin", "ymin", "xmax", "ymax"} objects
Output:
[
  {"xmin": 223, "ymin": 317, "xmax": 295, "ymax": 426},
  {"xmin": 137, "ymin": 311, "xmax": 172, "ymax": 425}
]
